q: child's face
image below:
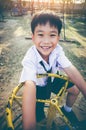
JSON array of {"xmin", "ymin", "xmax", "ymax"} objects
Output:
[{"xmin": 32, "ymin": 22, "xmax": 60, "ymax": 62}]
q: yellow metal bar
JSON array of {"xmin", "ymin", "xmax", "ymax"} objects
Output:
[
  {"xmin": 14, "ymin": 95, "xmax": 22, "ymax": 99},
  {"xmin": 14, "ymin": 98, "xmax": 22, "ymax": 107},
  {"xmin": 37, "ymin": 73, "xmax": 70, "ymax": 81},
  {"xmin": 55, "ymin": 104, "xmax": 73, "ymax": 130},
  {"xmin": 49, "ymin": 98, "xmax": 73, "ymax": 130},
  {"xmin": 57, "ymin": 81, "xmax": 69, "ymax": 103},
  {"xmin": 6, "ymin": 73, "xmax": 73, "ymax": 130},
  {"xmin": 37, "ymin": 99, "xmax": 50, "ymax": 104},
  {"xmin": 46, "ymin": 104, "xmax": 57, "ymax": 129},
  {"xmin": 12, "ymin": 82, "xmax": 24, "ymax": 95},
  {"xmin": 5, "ymin": 83, "xmax": 24, "ymax": 130},
  {"xmin": 6, "ymin": 107, "xmax": 14, "ymax": 130}
]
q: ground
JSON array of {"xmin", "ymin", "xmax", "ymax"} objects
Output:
[{"xmin": 0, "ymin": 12, "xmax": 86, "ymax": 130}]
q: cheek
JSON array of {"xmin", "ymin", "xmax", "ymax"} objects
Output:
[
  {"xmin": 34, "ymin": 39, "xmax": 40, "ymax": 44},
  {"xmin": 36, "ymin": 39, "xmax": 44, "ymax": 46},
  {"xmin": 32, "ymin": 38, "xmax": 41, "ymax": 47},
  {"xmin": 54, "ymin": 37, "xmax": 59, "ymax": 44},
  {"xmin": 32, "ymin": 37, "xmax": 38, "ymax": 43},
  {"xmin": 52, "ymin": 39, "xmax": 59, "ymax": 48},
  {"xmin": 52, "ymin": 39, "xmax": 58, "ymax": 45}
]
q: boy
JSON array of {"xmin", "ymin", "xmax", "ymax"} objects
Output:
[{"xmin": 19, "ymin": 10, "xmax": 86, "ymax": 130}]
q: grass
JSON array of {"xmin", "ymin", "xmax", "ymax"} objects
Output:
[{"xmin": 60, "ymin": 16, "xmax": 86, "ymax": 78}]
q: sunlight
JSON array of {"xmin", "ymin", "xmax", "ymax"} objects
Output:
[{"xmin": 21, "ymin": 0, "xmax": 85, "ymax": 3}]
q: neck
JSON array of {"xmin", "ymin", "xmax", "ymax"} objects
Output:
[
  {"xmin": 37, "ymin": 49, "xmax": 49, "ymax": 64},
  {"xmin": 43, "ymin": 57, "xmax": 49, "ymax": 64}
]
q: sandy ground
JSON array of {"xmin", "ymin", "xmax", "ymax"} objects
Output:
[{"xmin": 0, "ymin": 13, "xmax": 86, "ymax": 130}]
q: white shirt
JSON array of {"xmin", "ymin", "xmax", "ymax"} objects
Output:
[{"xmin": 19, "ymin": 45, "xmax": 72, "ymax": 86}]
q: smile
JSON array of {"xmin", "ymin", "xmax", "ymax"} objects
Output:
[{"xmin": 41, "ymin": 46, "xmax": 51, "ymax": 50}]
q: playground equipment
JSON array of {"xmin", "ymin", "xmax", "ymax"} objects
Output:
[{"xmin": 5, "ymin": 73, "xmax": 77, "ymax": 130}]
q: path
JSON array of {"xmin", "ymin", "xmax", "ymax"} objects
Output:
[{"xmin": 0, "ymin": 13, "xmax": 86, "ymax": 130}]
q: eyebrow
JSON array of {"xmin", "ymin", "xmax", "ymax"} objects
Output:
[
  {"xmin": 36, "ymin": 30, "xmax": 58, "ymax": 33},
  {"xmin": 36, "ymin": 30, "xmax": 43, "ymax": 33}
]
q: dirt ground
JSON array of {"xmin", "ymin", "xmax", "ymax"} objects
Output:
[{"xmin": 0, "ymin": 13, "xmax": 86, "ymax": 130}]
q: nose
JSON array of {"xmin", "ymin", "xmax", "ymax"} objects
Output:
[{"xmin": 43, "ymin": 36, "xmax": 50, "ymax": 44}]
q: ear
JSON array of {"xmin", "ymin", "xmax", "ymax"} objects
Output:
[
  {"xmin": 57, "ymin": 35, "xmax": 60, "ymax": 41},
  {"xmin": 32, "ymin": 34, "xmax": 34, "ymax": 41}
]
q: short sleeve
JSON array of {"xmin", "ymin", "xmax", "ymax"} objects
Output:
[
  {"xmin": 19, "ymin": 49, "xmax": 37, "ymax": 83},
  {"xmin": 57, "ymin": 48, "xmax": 72, "ymax": 68},
  {"xmin": 19, "ymin": 66, "xmax": 37, "ymax": 83}
]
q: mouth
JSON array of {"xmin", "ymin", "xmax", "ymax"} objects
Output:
[{"xmin": 40, "ymin": 46, "xmax": 51, "ymax": 50}]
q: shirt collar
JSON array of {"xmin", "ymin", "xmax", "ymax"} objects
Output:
[
  {"xmin": 33, "ymin": 45, "xmax": 58, "ymax": 68},
  {"xmin": 33, "ymin": 46, "xmax": 44, "ymax": 63}
]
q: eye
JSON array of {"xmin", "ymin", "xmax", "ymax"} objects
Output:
[
  {"xmin": 38, "ymin": 34, "xmax": 43, "ymax": 36},
  {"xmin": 50, "ymin": 34, "xmax": 57, "ymax": 37}
]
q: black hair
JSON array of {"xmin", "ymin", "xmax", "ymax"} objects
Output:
[{"xmin": 31, "ymin": 10, "xmax": 62, "ymax": 35}]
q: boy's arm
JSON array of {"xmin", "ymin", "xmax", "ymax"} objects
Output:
[
  {"xmin": 64, "ymin": 65, "xmax": 86, "ymax": 99},
  {"xmin": 22, "ymin": 80, "xmax": 36, "ymax": 130}
]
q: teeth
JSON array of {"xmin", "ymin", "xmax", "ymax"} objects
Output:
[
  {"xmin": 41, "ymin": 46, "xmax": 50, "ymax": 49},
  {"xmin": 42, "ymin": 47, "xmax": 49, "ymax": 49}
]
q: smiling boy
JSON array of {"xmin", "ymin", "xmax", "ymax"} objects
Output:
[{"xmin": 19, "ymin": 10, "xmax": 86, "ymax": 130}]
